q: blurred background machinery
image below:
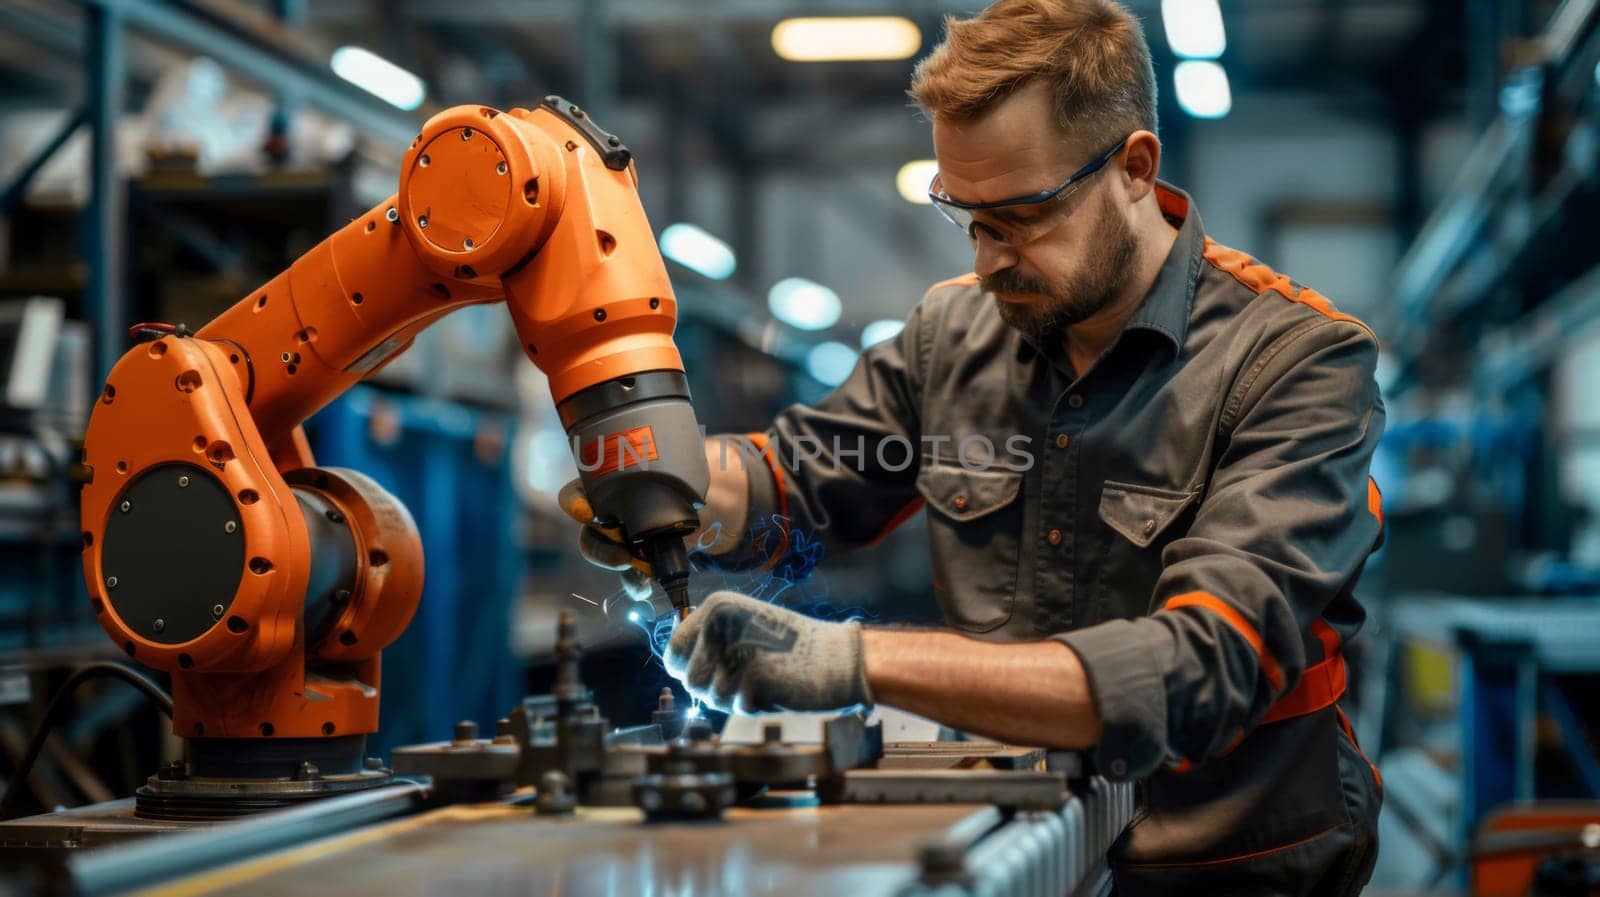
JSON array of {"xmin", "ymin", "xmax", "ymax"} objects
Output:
[{"xmin": 2, "ymin": 0, "xmax": 1600, "ymax": 893}]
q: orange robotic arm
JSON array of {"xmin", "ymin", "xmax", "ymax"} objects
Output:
[{"xmin": 78, "ymin": 99, "xmax": 709, "ymax": 763}]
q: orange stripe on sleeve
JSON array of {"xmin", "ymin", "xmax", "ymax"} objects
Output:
[
  {"xmin": 1162, "ymin": 591, "xmax": 1286, "ymax": 692},
  {"xmin": 744, "ymin": 432, "xmax": 791, "ymax": 567},
  {"xmin": 1367, "ymin": 477, "xmax": 1383, "ymax": 527},
  {"xmin": 1310, "ymin": 619, "xmax": 1341, "ymax": 660},
  {"xmin": 1202, "ymin": 239, "xmax": 1370, "ymax": 329}
]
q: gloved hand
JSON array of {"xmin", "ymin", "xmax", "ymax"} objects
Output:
[
  {"xmin": 560, "ymin": 436, "xmax": 753, "ymax": 603},
  {"xmin": 666, "ymin": 591, "xmax": 872, "ymax": 714},
  {"xmin": 558, "ymin": 478, "xmax": 657, "ymax": 602}
]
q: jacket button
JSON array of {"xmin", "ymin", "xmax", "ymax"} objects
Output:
[
  {"xmin": 1110, "ymin": 758, "xmax": 1128, "ymax": 777},
  {"xmin": 1048, "ymin": 529, "xmax": 1062, "ymax": 546},
  {"xmin": 1055, "ymin": 433, "xmax": 1069, "ymax": 449},
  {"xmin": 1067, "ymin": 394, "xmax": 1084, "ymax": 409},
  {"xmin": 953, "ymin": 494, "xmax": 968, "ymax": 511},
  {"xmin": 1143, "ymin": 520, "xmax": 1157, "ymax": 536}
]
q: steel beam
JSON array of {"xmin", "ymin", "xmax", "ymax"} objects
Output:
[
  {"xmin": 67, "ymin": 781, "xmax": 431, "ymax": 897},
  {"xmin": 85, "ymin": 5, "xmax": 126, "ymax": 392},
  {"xmin": 575, "ymin": 0, "xmax": 616, "ymax": 124},
  {"xmin": 1382, "ymin": 0, "xmax": 1600, "ymax": 383},
  {"xmin": 0, "ymin": 106, "xmax": 86, "ymax": 214},
  {"xmin": 67, "ymin": 0, "xmax": 420, "ymax": 150}
]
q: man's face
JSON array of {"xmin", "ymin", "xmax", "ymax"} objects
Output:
[{"xmin": 931, "ymin": 85, "xmax": 1138, "ymax": 343}]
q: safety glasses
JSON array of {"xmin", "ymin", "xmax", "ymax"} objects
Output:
[{"xmin": 928, "ymin": 135, "xmax": 1130, "ymax": 247}]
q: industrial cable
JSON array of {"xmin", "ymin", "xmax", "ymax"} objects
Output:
[{"xmin": 0, "ymin": 661, "xmax": 173, "ymax": 820}]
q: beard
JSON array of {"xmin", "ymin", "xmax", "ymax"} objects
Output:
[{"xmin": 983, "ymin": 195, "xmax": 1138, "ymax": 343}]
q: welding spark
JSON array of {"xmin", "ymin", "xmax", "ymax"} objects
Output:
[
  {"xmin": 600, "ymin": 515, "xmax": 874, "ymax": 681},
  {"xmin": 569, "ymin": 592, "xmax": 599, "ymax": 606}
]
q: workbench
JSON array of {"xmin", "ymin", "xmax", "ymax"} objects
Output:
[{"xmin": 6, "ymin": 775, "xmax": 1133, "ymax": 897}]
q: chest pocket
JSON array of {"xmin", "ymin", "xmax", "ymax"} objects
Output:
[
  {"xmin": 1096, "ymin": 480, "xmax": 1201, "ymax": 618},
  {"xmin": 916, "ymin": 464, "xmax": 1024, "ymax": 632}
]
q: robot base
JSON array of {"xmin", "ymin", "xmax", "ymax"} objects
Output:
[{"xmin": 133, "ymin": 735, "xmax": 394, "ymax": 822}]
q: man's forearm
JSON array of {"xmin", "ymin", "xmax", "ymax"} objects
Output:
[
  {"xmin": 697, "ymin": 436, "xmax": 752, "ymax": 556},
  {"xmin": 861, "ymin": 628, "xmax": 1103, "ymax": 748}
]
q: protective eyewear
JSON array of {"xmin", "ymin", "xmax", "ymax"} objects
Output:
[{"xmin": 928, "ymin": 135, "xmax": 1130, "ymax": 247}]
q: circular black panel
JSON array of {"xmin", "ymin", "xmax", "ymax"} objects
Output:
[{"xmin": 102, "ymin": 461, "xmax": 245, "ymax": 645}]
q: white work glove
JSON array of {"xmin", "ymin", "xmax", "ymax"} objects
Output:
[{"xmin": 666, "ymin": 591, "xmax": 872, "ymax": 714}]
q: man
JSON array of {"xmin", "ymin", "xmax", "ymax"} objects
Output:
[{"xmin": 565, "ymin": 0, "xmax": 1384, "ymax": 892}]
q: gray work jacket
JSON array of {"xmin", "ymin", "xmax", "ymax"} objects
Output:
[{"xmin": 720, "ymin": 184, "xmax": 1385, "ymax": 877}]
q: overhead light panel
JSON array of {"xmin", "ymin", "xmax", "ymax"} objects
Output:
[
  {"xmin": 860, "ymin": 319, "xmax": 906, "ymax": 349},
  {"xmin": 659, "ymin": 223, "xmax": 737, "ymax": 280},
  {"xmin": 1174, "ymin": 61, "xmax": 1232, "ymax": 119},
  {"xmin": 805, "ymin": 341, "xmax": 859, "ymax": 387},
  {"xmin": 768, "ymin": 278, "xmax": 843, "ymax": 331},
  {"xmin": 1161, "ymin": 0, "xmax": 1226, "ymax": 59},
  {"xmin": 895, "ymin": 160, "xmax": 938, "ymax": 205},
  {"xmin": 772, "ymin": 17, "xmax": 922, "ymax": 62},
  {"xmin": 331, "ymin": 46, "xmax": 426, "ymax": 111}
]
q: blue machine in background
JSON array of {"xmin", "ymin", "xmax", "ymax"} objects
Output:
[{"xmin": 304, "ymin": 385, "xmax": 526, "ymax": 758}]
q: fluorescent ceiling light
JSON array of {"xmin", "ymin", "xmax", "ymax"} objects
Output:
[
  {"xmin": 331, "ymin": 46, "xmax": 426, "ymax": 111},
  {"xmin": 659, "ymin": 223, "xmax": 737, "ymax": 280},
  {"xmin": 772, "ymin": 17, "xmax": 922, "ymax": 62},
  {"xmin": 1161, "ymin": 0, "xmax": 1226, "ymax": 59},
  {"xmin": 1174, "ymin": 60, "xmax": 1232, "ymax": 119},
  {"xmin": 805, "ymin": 341, "xmax": 859, "ymax": 387},
  {"xmin": 895, "ymin": 160, "xmax": 938, "ymax": 205},
  {"xmin": 768, "ymin": 278, "xmax": 842, "ymax": 331},
  {"xmin": 860, "ymin": 319, "xmax": 906, "ymax": 349}
]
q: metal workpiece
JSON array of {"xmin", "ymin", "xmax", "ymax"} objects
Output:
[
  {"xmin": 533, "ymin": 771, "xmax": 576, "ymax": 816},
  {"xmin": 505, "ymin": 613, "xmax": 671, "ymax": 806},
  {"xmin": 0, "ymin": 800, "xmax": 189, "ymax": 860},
  {"xmin": 727, "ymin": 724, "xmax": 829, "ymax": 787},
  {"xmin": 817, "ymin": 769, "xmax": 1069, "ymax": 812},
  {"xmin": 951, "ymin": 779, "xmax": 1136, "ymax": 897},
  {"xmin": 822, "ymin": 712, "xmax": 886, "ymax": 773},
  {"xmin": 908, "ymin": 839, "xmax": 976, "ymax": 892},
  {"xmin": 390, "ymin": 725, "xmax": 519, "ymax": 804},
  {"xmin": 66, "ymin": 781, "xmax": 431, "ymax": 897},
  {"xmin": 632, "ymin": 737, "xmax": 738, "ymax": 821},
  {"xmin": 682, "ymin": 715, "xmax": 715, "ymax": 742},
  {"xmin": 509, "ymin": 610, "xmax": 609, "ymax": 792},
  {"xmin": 652, "ymin": 687, "xmax": 686, "ymax": 740},
  {"xmin": 550, "ymin": 611, "xmax": 588, "ymax": 709},
  {"xmin": 878, "ymin": 742, "xmax": 1049, "ymax": 771}
]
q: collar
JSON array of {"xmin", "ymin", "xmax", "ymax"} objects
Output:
[
  {"xmin": 1122, "ymin": 181, "xmax": 1203, "ymax": 352},
  {"xmin": 1014, "ymin": 181, "xmax": 1204, "ymax": 369}
]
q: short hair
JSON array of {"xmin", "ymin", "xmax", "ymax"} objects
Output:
[{"xmin": 909, "ymin": 0, "xmax": 1158, "ymax": 150}]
